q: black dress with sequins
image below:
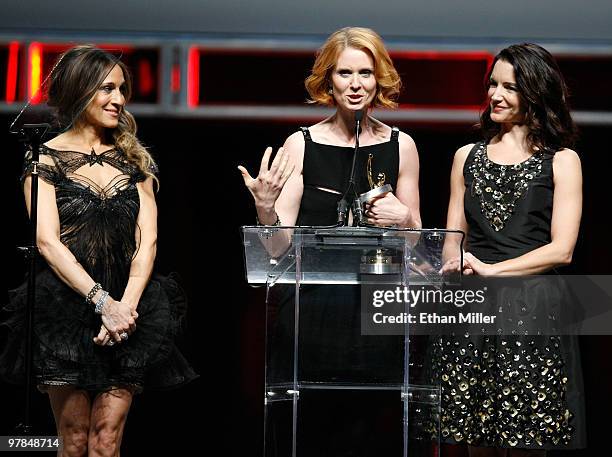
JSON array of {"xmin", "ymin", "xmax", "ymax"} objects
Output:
[
  {"xmin": 432, "ymin": 142, "xmax": 586, "ymax": 449},
  {"xmin": 0, "ymin": 145, "xmax": 198, "ymax": 392}
]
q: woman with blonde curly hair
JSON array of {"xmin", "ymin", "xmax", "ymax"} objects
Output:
[{"xmin": 0, "ymin": 45, "xmax": 196, "ymax": 457}]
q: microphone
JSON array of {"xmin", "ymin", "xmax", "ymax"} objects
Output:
[
  {"xmin": 354, "ymin": 109, "xmax": 363, "ymax": 128},
  {"xmin": 336, "ymin": 110, "xmax": 364, "ymax": 226}
]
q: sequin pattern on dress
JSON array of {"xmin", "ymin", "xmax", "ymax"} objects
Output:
[
  {"xmin": 432, "ymin": 334, "xmax": 574, "ymax": 447},
  {"xmin": 468, "ymin": 142, "xmax": 544, "ymax": 232}
]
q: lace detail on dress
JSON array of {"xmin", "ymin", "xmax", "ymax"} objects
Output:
[
  {"xmin": 21, "ymin": 146, "xmax": 144, "ymax": 297},
  {"xmin": 468, "ymin": 142, "xmax": 544, "ymax": 232},
  {"xmin": 0, "ymin": 146, "xmax": 198, "ymax": 392}
]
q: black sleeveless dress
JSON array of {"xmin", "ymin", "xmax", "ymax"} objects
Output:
[
  {"xmin": 269, "ymin": 126, "xmax": 402, "ymax": 375},
  {"xmin": 0, "ymin": 145, "xmax": 197, "ymax": 392},
  {"xmin": 296, "ymin": 126, "xmax": 399, "ymax": 225},
  {"xmin": 267, "ymin": 127, "xmax": 405, "ymax": 456},
  {"xmin": 294, "ymin": 127, "xmax": 402, "ymax": 380},
  {"xmin": 432, "ymin": 142, "xmax": 586, "ymax": 449}
]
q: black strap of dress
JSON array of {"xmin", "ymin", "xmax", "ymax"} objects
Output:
[{"xmin": 300, "ymin": 126, "xmax": 399, "ymax": 142}]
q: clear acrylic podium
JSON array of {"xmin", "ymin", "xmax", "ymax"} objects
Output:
[{"xmin": 242, "ymin": 226, "xmax": 462, "ymax": 457}]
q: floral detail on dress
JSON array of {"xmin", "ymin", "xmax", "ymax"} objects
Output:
[{"xmin": 468, "ymin": 142, "xmax": 544, "ymax": 231}]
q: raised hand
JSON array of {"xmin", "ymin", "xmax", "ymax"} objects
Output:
[{"xmin": 238, "ymin": 147, "xmax": 295, "ymax": 215}]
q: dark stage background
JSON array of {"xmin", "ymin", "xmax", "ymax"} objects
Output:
[{"xmin": 1, "ymin": 115, "xmax": 611, "ymax": 455}]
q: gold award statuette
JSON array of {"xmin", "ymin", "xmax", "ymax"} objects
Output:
[
  {"xmin": 356, "ymin": 154, "xmax": 398, "ymax": 273},
  {"xmin": 356, "ymin": 153, "xmax": 393, "ymax": 208}
]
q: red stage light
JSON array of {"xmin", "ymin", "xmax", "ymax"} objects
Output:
[
  {"xmin": 171, "ymin": 64, "xmax": 181, "ymax": 93},
  {"xmin": 188, "ymin": 46, "xmax": 200, "ymax": 107},
  {"xmin": 138, "ymin": 58, "xmax": 154, "ymax": 96},
  {"xmin": 5, "ymin": 41, "xmax": 19, "ymax": 104}
]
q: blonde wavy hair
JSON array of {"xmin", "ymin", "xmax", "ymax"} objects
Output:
[
  {"xmin": 305, "ymin": 27, "xmax": 401, "ymax": 109},
  {"xmin": 47, "ymin": 45, "xmax": 158, "ymax": 186}
]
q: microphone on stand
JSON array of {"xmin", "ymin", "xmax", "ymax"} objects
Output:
[
  {"xmin": 336, "ymin": 110, "xmax": 364, "ymax": 226},
  {"xmin": 354, "ymin": 109, "xmax": 363, "ymax": 130},
  {"xmin": 12, "ymin": 123, "xmax": 51, "ymax": 435}
]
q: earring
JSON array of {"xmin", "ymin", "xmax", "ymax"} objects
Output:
[{"xmin": 328, "ymin": 87, "xmax": 333, "ymax": 95}]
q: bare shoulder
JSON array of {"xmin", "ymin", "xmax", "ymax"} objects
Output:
[
  {"xmin": 307, "ymin": 119, "xmax": 334, "ymax": 142},
  {"xmin": 453, "ymin": 143, "xmax": 475, "ymax": 168},
  {"xmin": 39, "ymin": 135, "xmax": 70, "ymax": 166},
  {"xmin": 397, "ymin": 131, "xmax": 418, "ymax": 172},
  {"xmin": 282, "ymin": 131, "xmax": 305, "ymax": 158},
  {"xmin": 44, "ymin": 133, "xmax": 81, "ymax": 151},
  {"xmin": 281, "ymin": 130, "xmax": 306, "ymax": 172},
  {"xmin": 456, "ymin": 143, "xmax": 475, "ymax": 158},
  {"xmin": 552, "ymin": 148, "xmax": 582, "ymax": 185},
  {"xmin": 43, "ymin": 133, "xmax": 68, "ymax": 150},
  {"xmin": 137, "ymin": 176, "xmax": 156, "ymax": 195},
  {"xmin": 38, "ymin": 153, "xmax": 56, "ymax": 167},
  {"xmin": 553, "ymin": 148, "xmax": 581, "ymax": 167},
  {"xmin": 397, "ymin": 130, "xmax": 417, "ymax": 152},
  {"xmin": 282, "ymin": 130, "xmax": 305, "ymax": 150}
]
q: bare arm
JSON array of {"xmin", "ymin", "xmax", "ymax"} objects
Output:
[
  {"xmin": 270, "ymin": 132, "xmax": 304, "ymax": 227},
  {"xmin": 366, "ymin": 132, "xmax": 422, "ymax": 228},
  {"xmin": 120, "ymin": 177, "xmax": 157, "ymax": 310},
  {"xmin": 24, "ymin": 170, "xmax": 100, "ymax": 301},
  {"xmin": 466, "ymin": 148, "xmax": 582, "ymax": 276},
  {"xmin": 238, "ymin": 132, "xmax": 304, "ymax": 256},
  {"xmin": 440, "ymin": 144, "xmax": 472, "ymax": 271}
]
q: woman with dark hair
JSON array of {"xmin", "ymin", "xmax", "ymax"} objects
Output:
[
  {"xmin": 0, "ymin": 45, "xmax": 196, "ymax": 456},
  {"xmin": 439, "ymin": 43, "xmax": 585, "ymax": 456}
]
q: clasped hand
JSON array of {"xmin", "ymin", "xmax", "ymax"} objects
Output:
[
  {"xmin": 439, "ymin": 252, "xmax": 495, "ymax": 276},
  {"xmin": 93, "ymin": 298, "xmax": 138, "ymax": 347}
]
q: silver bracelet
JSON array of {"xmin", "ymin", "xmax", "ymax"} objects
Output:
[{"xmin": 94, "ymin": 290, "xmax": 110, "ymax": 314}]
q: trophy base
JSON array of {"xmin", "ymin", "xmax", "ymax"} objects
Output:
[
  {"xmin": 360, "ymin": 249, "xmax": 400, "ymax": 275},
  {"xmin": 360, "ymin": 263, "xmax": 401, "ymax": 274}
]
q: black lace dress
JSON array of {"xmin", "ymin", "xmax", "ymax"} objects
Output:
[
  {"xmin": 0, "ymin": 145, "xmax": 197, "ymax": 392},
  {"xmin": 431, "ymin": 142, "xmax": 586, "ymax": 449}
]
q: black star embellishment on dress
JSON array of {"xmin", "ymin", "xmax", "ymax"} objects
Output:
[{"xmin": 87, "ymin": 148, "xmax": 104, "ymax": 167}]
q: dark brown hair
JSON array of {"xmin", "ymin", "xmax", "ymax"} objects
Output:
[{"xmin": 480, "ymin": 43, "xmax": 577, "ymax": 152}]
